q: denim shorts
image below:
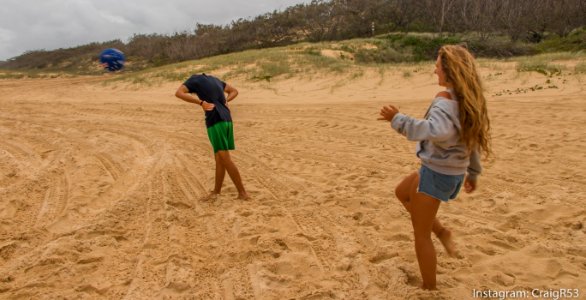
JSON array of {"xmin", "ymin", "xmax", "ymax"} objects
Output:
[{"xmin": 418, "ymin": 165, "xmax": 464, "ymax": 202}]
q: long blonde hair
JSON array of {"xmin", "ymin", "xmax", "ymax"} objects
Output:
[{"xmin": 439, "ymin": 45, "xmax": 492, "ymax": 157}]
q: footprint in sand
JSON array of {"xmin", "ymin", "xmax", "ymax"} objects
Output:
[
  {"xmin": 369, "ymin": 250, "xmax": 398, "ymax": 264},
  {"xmin": 492, "ymin": 272, "xmax": 516, "ymax": 286}
]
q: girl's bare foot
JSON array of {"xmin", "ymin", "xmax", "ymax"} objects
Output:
[
  {"xmin": 436, "ymin": 228, "xmax": 456, "ymax": 257},
  {"xmin": 237, "ymin": 192, "xmax": 249, "ymax": 200}
]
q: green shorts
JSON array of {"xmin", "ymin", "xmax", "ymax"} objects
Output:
[{"xmin": 207, "ymin": 121, "xmax": 235, "ymax": 153}]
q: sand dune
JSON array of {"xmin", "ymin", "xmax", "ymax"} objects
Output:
[{"xmin": 0, "ymin": 62, "xmax": 585, "ymax": 299}]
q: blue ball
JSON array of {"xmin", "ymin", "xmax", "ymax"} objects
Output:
[{"xmin": 99, "ymin": 48, "xmax": 125, "ymax": 71}]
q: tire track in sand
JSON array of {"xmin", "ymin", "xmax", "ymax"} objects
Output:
[
  {"xmin": 123, "ymin": 172, "xmax": 169, "ymax": 298},
  {"xmin": 95, "ymin": 153, "xmax": 123, "ymax": 181},
  {"xmin": 34, "ymin": 171, "xmax": 70, "ymax": 228}
]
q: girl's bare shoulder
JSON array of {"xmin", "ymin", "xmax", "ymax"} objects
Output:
[{"xmin": 435, "ymin": 91, "xmax": 453, "ymax": 100}]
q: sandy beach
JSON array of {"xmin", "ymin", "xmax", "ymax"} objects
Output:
[{"xmin": 0, "ymin": 61, "xmax": 585, "ymax": 299}]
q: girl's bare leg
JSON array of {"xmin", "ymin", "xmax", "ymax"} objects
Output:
[
  {"xmin": 395, "ymin": 172, "xmax": 456, "ymax": 256},
  {"xmin": 409, "ymin": 187, "xmax": 441, "ymax": 290}
]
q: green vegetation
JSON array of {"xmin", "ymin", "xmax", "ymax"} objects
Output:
[
  {"xmin": 351, "ymin": 33, "xmax": 541, "ymax": 64},
  {"xmin": 350, "ymin": 34, "xmax": 462, "ymax": 63},
  {"xmin": 0, "ymin": 70, "xmax": 69, "ymax": 79},
  {"xmin": 251, "ymin": 61, "xmax": 291, "ymax": 81},
  {"xmin": 277, "ymin": 31, "xmax": 584, "ymax": 67},
  {"xmin": 513, "ymin": 51, "xmax": 586, "ymax": 76},
  {"xmin": 0, "ymin": 72, "xmax": 26, "ymax": 79},
  {"xmin": 536, "ymin": 28, "xmax": 586, "ymax": 52},
  {"xmin": 516, "ymin": 60, "xmax": 564, "ymax": 76},
  {"xmin": 575, "ymin": 62, "xmax": 586, "ymax": 74},
  {"xmin": 493, "ymin": 84, "xmax": 559, "ymax": 97}
]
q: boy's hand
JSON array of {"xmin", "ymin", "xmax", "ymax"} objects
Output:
[
  {"xmin": 378, "ymin": 105, "xmax": 399, "ymax": 121},
  {"xmin": 201, "ymin": 101, "xmax": 215, "ymax": 111},
  {"xmin": 464, "ymin": 177, "xmax": 477, "ymax": 193}
]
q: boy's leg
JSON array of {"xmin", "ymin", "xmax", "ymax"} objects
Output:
[
  {"xmin": 396, "ymin": 172, "xmax": 456, "ymax": 257},
  {"xmin": 216, "ymin": 150, "xmax": 248, "ymax": 199},
  {"xmin": 409, "ymin": 187, "xmax": 441, "ymax": 290},
  {"xmin": 213, "ymin": 152, "xmax": 226, "ymax": 194}
]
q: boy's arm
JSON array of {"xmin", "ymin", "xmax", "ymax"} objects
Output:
[
  {"xmin": 175, "ymin": 85, "xmax": 214, "ymax": 111},
  {"xmin": 175, "ymin": 85, "xmax": 203, "ymax": 105},
  {"xmin": 224, "ymin": 84, "xmax": 239, "ymax": 103}
]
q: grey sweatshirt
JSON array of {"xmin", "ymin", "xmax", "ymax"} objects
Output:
[{"xmin": 390, "ymin": 94, "xmax": 482, "ymax": 180}]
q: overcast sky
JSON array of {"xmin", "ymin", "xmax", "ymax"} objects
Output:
[{"xmin": 0, "ymin": 0, "xmax": 313, "ymax": 61}]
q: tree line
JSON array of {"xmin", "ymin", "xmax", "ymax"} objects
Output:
[{"xmin": 2, "ymin": 0, "xmax": 585, "ymax": 71}]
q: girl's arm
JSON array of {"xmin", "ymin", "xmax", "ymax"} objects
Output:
[
  {"xmin": 390, "ymin": 105, "xmax": 457, "ymax": 142},
  {"xmin": 464, "ymin": 149, "xmax": 482, "ymax": 193},
  {"xmin": 467, "ymin": 150, "xmax": 482, "ymax": 181}
]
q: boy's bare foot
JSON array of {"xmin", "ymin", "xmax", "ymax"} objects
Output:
[
  {"xmin": 436, "ymin": 228, "xmax": 457, "ymax": 257},
  {"xmin": 237, "ymin": 193, "xmax": 249, "ymax": 200}
]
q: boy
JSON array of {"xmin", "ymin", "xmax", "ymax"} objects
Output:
[{"xmin": 175, "ymin": 74, "xmax": 248, "ymax": 200}]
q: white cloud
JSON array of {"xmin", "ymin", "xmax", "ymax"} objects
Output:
[
  {"xmin": 0, "ymin": 0, "xmax": 312, "ymax": 60},
  {"xmin": 97, "ymin": 11, "xmax": 131, "ymax": 25}
]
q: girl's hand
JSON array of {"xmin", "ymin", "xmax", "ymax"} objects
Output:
[
  {"xmin": 378, "ymin": 105, "xmax": 400, "ymax": 121},
  {"xmin": 464, "ymin": 177, "xmax": 477, "ymax": 193},
  {"xmin": 201, "ymin": 101, "xmax": 215, "ymax": 111}
]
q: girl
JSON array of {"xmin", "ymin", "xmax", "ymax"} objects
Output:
[{"xmin": 378, "ymin": 45, "xmax": 491, "ymax": 290}]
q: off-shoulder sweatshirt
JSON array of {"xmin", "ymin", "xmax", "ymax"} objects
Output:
[{"xmin": 390, "ymin": 92, "xmax": 482, "ymax": 180}]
